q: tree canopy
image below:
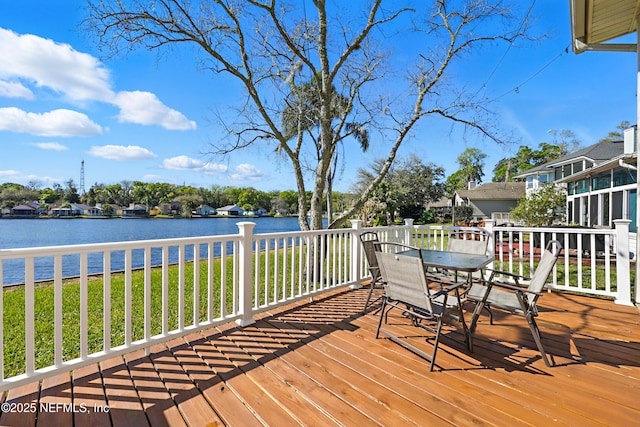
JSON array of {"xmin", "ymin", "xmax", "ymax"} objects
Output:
[
  {"xmin": 354, "ymin": 155, "xmax": 445, "ymax": 223},
  {"xmin": 85, "ymin": 0, "xmax": 529, "ymax": 230},
  {"xmin": 511, "ymin": 183, "xmax": 566, "ymax": 226},
  {"xmin": 445, "ymin": 147, "xmax": 487, "ymax": 196},
  {"xmin": 492, "ymin": 129, "xmax": 580, "ymax": 182}
]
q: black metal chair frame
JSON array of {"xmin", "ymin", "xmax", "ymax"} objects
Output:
[
  {"xmin": 374, "ymin": 242, "xmax": 471, "ymax": 371},
  {"xmin": 467, "ymin": 240, "xmax": 563, "ymax": 367},
  {"xmin": 359, "ymin": 231, "xmax": 384, "ymax": 313}
]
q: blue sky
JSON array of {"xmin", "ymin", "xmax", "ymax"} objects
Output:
[{"xmin": 0, "ymin": 1, "xmax": 637, "ymax": 193}]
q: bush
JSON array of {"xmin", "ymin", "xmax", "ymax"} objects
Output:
[
  {"xmin": 453, "ymin": 206, "xmax": 473, "ymax": 224},
  {"xmin": 418, "ymin": 209, "xmax": 436, "ymax": 224}
]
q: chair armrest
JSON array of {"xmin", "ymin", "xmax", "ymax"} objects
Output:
[
  {"xmin": 486, "ymin": 269, "xmax": 530, "ymax": 282},
  {"xmin": 431, "ymin": 281, "xmax": 465, "ymax": 299},
  {"xmin": 487, "ymin": 280, "xmax": 543, "ymax": 296}
]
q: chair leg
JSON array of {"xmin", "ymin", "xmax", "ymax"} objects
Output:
[
  {"xmin": 429, "ymin": 317, "xmax": 444, "ymax": 371},
  {"xmin": 375, "ymin": 298, "xmax": 388, "ymax": 339},
  {"xmin": 362, "ymin": 280, "xmax": 378, "ymax": 314},
  {"xmin": 525, "ymin": 312, "xmax": 552, "ymax": 367},
  {"xmin": 485, "ymin": 305, "xmax": 494, "ymax": 325}
]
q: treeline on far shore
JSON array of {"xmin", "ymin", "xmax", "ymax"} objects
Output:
[{"xmin": 0, "ymin": 181, "xmax": 355, "ymax": 218}]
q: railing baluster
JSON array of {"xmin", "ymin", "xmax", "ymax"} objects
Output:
[
  {"xmin": 162, "ymin": 245, "xmax": 169, "ymax": 335},
  {"xmin": 125, "ymin": 249, "xmax": 132, "ymax": 346},
  {"xmin": 25, "ymin": 257, "xmax": 34, "ymax": 375},
  {"xmin": 564, "ymin": 233, "xmax": 570, "ymax": 288},
  {"xmin": 590, "ymin": 234, "xmax": 596, "ymax": 290},
  {"xmin": 274, "ymin": 237, "xmax": 280, "ymax": 301},
  {"xmin": 220, "ymin": 244, "xmax": 227, "ymax": 317},
  {"xmin": 208, "ymin": 242, "xmax": 215, "ymax": 320},
  {"xmin": 604, "ymin": 234, "xmax": 612, "ymax": 292},
  {"xmin": 283, "ymin": 237, "xmax": 289, "ymax": 299},
  {"xmin": 530, "ymin": 231, "xmax": 535, "ymax": 276},
  {"xmin": 178, "ymin": 244, "xmax": 185, "ymax": 331},
  {"xmin": 292, "ymin": 237, "xmax": 298, "ymax": 296},
  {"xmin": 144, "ymin": 247, "xmax": 152, "ymax": 349},
  {"xmin": 264, "ymin": 238, "xmax": 270, "ymax": 304},
  {"xmin": 103, "ymin": 251, "xmax": 111, "ymax": 353},
  {"xmin": 331, "ymin": 234, "xmax": 336, "ymax": 287},
  {"xmin": 54, "ymin": 255, "xmax": 63, "ymax": 366},
  {"xmin": 193, "ymin": 244, "xmax": 200, "ymax": 327},
  {"xmin": 298, "ymin": 237, "xmax": 304, "ymax": 295},
  {"xmin": 253, "ymin": 240, "xmax": 260, "ymax": 309},
  {"xmin": 80, "ymin": 252, "xmax": 88, "ymax": 359}
]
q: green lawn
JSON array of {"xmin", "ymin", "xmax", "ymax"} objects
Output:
[{"xmin": 2, "ymin": 257, "xmax": 236, "ymax": 377}]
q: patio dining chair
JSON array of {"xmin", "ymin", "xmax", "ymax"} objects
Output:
[
  {"xmin": 427, "ymin": 227, "xmax": 490, "ymax": 286},
  {"xmin": 359, "ymin": 231, "xmax": 384, "ymax": 313},
  {"xmin": 375, "ymin": 242, "xmax": 470, "ymax": 371},
  {"xmin": 467, "ymin": 240, "xmax": 563, "ymax": 367}
]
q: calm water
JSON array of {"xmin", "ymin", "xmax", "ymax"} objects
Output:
[{"xmin": 0, "ymin": 217, "xmax": 306, "ymax": 284}]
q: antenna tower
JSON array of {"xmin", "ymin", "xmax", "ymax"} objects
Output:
[{"xmin": 80, "ymin": 159, "xmax": 86, "ymax": 195}]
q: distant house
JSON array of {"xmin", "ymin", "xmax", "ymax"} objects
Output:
[
  {"xmin": 121, "ymin": 204, "xmax": 148, "ymax": 217},
  {"xmin": 158, "ymin": 202, "xmax": 182, "ymax": 216},
  {"xmin": 454, "ymin": 182, "xmax": 525, "ymax": 224},
  {"xmin": 10, "ymin": 204, "xmax": 37, "ymax": 217},
  {"xmin": 425, "ymin": 197, "xmax": 452, "ymax": 219},
  {"xmin": 195, "ymin": 204, "xmax": 216, "ymax": 216},
  {"xmin": 51, "ymin": 205, "xmax": 82, "ymax": 216},
  {"xmin": 515, "ymin": 127, "xmax": 637, "ymax": 231},
  {"xmin": 216, "ymin": 204, "xmax": 244, "ymax": 216},
  {"xmin": 246, "ymin": 207, "xmax": 269, "ymax": 216},
  {"xmin": 72, "ymin": 203, "xmax": 101, "ymax": 216}
]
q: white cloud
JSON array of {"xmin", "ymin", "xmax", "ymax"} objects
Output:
[
  {"xmin": 200, "ymin": 162, "xmax": 228, "ymax": 174},
  {"xmin": 88, "ymin": 145, "xmax": 157, "ymax": 161},
  {"xmin": 0, "ymin": 81, "xmax": 33, "ymax": 99},
  {"xmin": 0, "ymin": 169, "xmax": 20, "ymax": 177},
  {"xmin": 161, "ymin": 155, "xmax": 227, "ymax": 174},
  {"xmin": 0, "ymin": 107, "xmax": 104, "ymax": 137},
  {"xmin": 0, "ymin": 28, "xmax": 197, "ymax": 132},
  {"xmin": 0, "ymin": 170, "xmax": 60, "ymax": 185},
  {"xmin": 0, "ymin": 28, "xmax": 113, "ymax": 102},
  {"xmin": 33, "ymin": 142, "xmax": 68, "ymax": 151},
  {"xmin": 114, "ymin": 91, "xmax": 197, "ymax": 130},
  {"xmin": 142, "ymin": 174, "xmax": 163, "ymax": 181},
  {"xmin": 230, "ymin": 163, "xmax": 267, "ymax": 181},
  {"xmin": 162, "ymin": 155, "xmax": 203, "ymax": 170}
]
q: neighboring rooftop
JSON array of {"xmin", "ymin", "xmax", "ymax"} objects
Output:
[
  {"xmin": 515, "ymin": 140, "xmax": 625, "ymax": 178},
  {"xmin": 455, "ymin": 181, "xmax": 525, "ymax": 201}
]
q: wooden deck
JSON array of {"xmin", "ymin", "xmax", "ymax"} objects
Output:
[{"xmin": 1, "ymin": 285, "xmax": 638, "ymax": 426}]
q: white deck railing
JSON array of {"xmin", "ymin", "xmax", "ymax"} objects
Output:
[{"xmin": 0, "ymin": 219, "xmax": 635, "ymax": 390}]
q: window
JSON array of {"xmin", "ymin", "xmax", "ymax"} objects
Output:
[
  {"xmin": 526, "ymin": 176, "xmax": 534, "ymax": 189},
  {"xmin": 573, "ymin": 161, "xmax": 583, "ymax": 174},
  {"xmin": 592, "ymin": 173, "xmax": 611, "ymax": 191},
  {"xmin": 554, "ymin": 167, "xmax": 562, "ymax": 181},
  {"xmin": 613, "ymin": 167, "xmax": 637, "ymax": 187},
  {"xmin": 567, "ymin": 200, "xmax": 573, "ymax": 223},
  {"xmin": 575, "ymin": 179, "xmax": 589, "ymax": 194},
  {"xmin": 603, "ymin": 193, "xmax": 610, "ymax": 226}
]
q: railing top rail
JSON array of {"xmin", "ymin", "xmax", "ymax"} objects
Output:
[
  {"xmin": 0, "ymin": 233, "xmax": 242, "ymax": 259},
  {"xmin": 494, "ymin": 225, "xmax": 616, "ymax": 235},
  {"xmin": 256, "ymin": 227, "xmax": 353, "ymax": 239}
]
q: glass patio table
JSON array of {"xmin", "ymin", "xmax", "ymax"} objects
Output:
[{"xmin": 399, "ymin": 249, "xmax": 493, "ymax": 274}]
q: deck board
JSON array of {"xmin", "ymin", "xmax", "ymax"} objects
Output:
[
  {"xmin": 71, "ymin": 364, "xmax": 112, "ymax": 427},
  {"xmin": 0, "ymin": 286, "xmax": 638, "ymax": 426}
]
